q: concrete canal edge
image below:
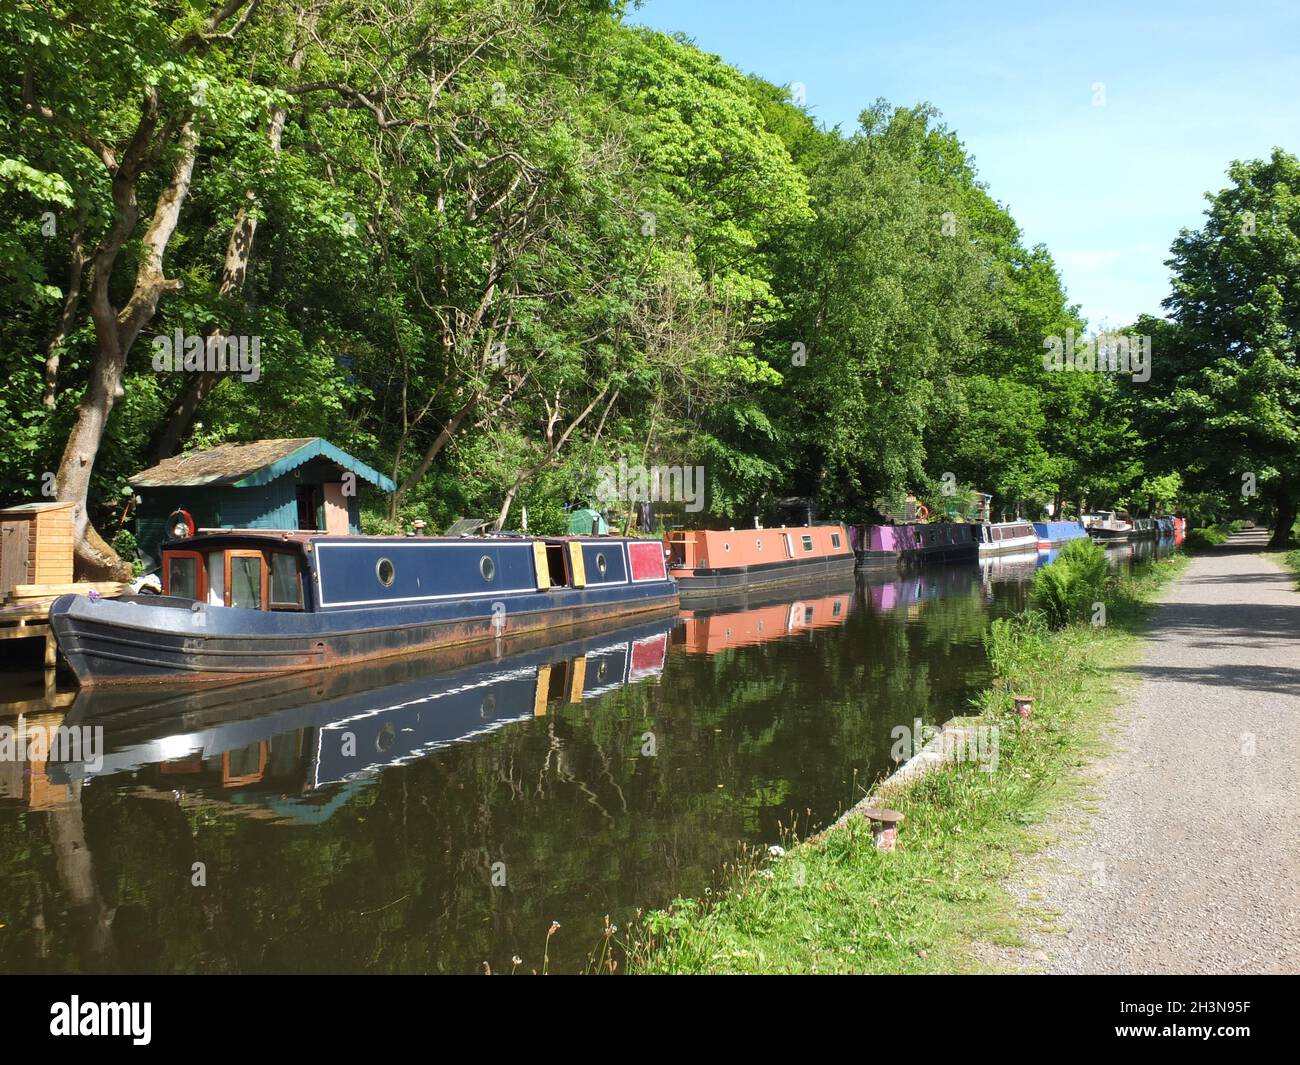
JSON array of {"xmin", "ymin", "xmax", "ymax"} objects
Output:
[{"xmin": 829, "ymin": 717, "xmax": 985, "ymax": 833}]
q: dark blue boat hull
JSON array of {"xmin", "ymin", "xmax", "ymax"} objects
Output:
[{"xmin": 50, "ymin": 582, "xmax": 677, "ymax": 686}]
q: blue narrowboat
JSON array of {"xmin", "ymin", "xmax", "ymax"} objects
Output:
[
  {"xmin": 49, "ymin": 528, "xmax": 677, "ymax": 686},
  {"xmin": 1032, "ymin": 520, "xmax": 1088, "ymax": 551}
]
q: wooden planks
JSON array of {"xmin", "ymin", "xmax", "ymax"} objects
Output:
[{"xmin": 8, "ymin": 581, "xmax": 126, "ymax": 600}]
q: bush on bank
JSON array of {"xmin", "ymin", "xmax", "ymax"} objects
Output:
[{"xmin": 1028, "ymin": 538, "xmax": 1109, "ymax": 627}]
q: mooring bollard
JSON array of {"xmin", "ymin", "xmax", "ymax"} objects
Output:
[
  {"xmin": 862, "ymin": 806, "xmax": 904, "ymax": 851},
  {"xmin": 1013, "ymin": 694, "xmax": 1034, "ymax": 719}
]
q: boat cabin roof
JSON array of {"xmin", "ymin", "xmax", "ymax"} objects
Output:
[{"xmin": 161, "ymin": 530, "xmax": 656, "ymax": 553}]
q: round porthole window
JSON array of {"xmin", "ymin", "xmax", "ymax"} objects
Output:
[
  {"xmin": 596, "ymin": 552, "xmax": 608, "ymax": 576},
  {"xmin": 724, "ymin": 543, "xmax": 732, "ymax": 552},
  {"xmin": 376, "ymin": 558, "xmax": 395, "ymax": 586},
  {"xmin": 480, "ymin": 555, "xmax": 496, "ymax": 581}
]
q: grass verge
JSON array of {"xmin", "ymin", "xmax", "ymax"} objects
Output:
[
  {"xmin": 624, "ymin": 551, "xmax": 1189, "ymax": 974},
  {"xmin": 1283, "ymin": 548, "xmax": 1300, "ymax": 588}
]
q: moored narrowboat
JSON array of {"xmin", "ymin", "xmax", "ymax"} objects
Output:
[
  {"xmin": 664, "ymin": 524, "xmax": 854, "ymax": 597},
  {"xmin": 849, "ymin": 521, "xmax": 979, "ymax": 568},
  {"xmin": 49, "ymin": 528, "xmax": 678, "ymax": 686},
  {"xmin": 1032, "ymin": 520, "xmax": 1088, "ymax": 551},
  {"xmin": 977, "ymin": 520, "xmax": 1037, "ymax": 556},
  {"xmin": 1085, "ymin": 511, "xmax": 1132, "ymax": 542},
  {"xmin": 1130, "ymin": 516, "xmax": 1157, "ymax": 540}
]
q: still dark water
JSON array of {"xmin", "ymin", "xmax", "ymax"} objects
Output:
[{"xmin": 0, "ymin": 542, "xmax": 1167, "ymax": 973}]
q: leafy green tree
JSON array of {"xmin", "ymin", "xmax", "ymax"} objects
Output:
[{"xmin": 1148, "ymin": 149, "xmax": 1300, "ymax": 545}]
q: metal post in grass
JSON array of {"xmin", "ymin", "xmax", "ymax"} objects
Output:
[
  {"xmin": 1013, "ymin": 694, "xmax": 1034, "ymax": 719},
  {"xmin": 861, "ymin": 807, "xmax": 904, "ymax": 851}
]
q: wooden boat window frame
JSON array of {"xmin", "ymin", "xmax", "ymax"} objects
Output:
[
  {"xmin": 267, "ymin": 550, "xmax": 305, "ymax": 611},
  {"xmin": 163, "ymin": 549, "xmax": 208, "ymax": 601},
  {"xmin": 225, "ymin": 549, "xmax": 268, "ymax": 610},
  {"xmin": 222, "ymin": 742, "xmax": 269, "ymax": 787}
]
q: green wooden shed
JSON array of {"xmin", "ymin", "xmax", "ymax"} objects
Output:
[{"xmin": 129, "ymin": 438, "xmax": 396, "ymax": 570}]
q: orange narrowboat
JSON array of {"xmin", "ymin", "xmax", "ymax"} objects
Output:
[{"xmin": 664, "ymin": 524, "xmax": 855, "ymax": 598}]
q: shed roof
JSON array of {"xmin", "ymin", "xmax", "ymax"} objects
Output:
[
  {"xmin": 129, "ymin": 438, "xmax": 396, "ymax": 492},
  {"xmin": 0, "ymin": 500, "xmax": 76, "ymax": 516}
]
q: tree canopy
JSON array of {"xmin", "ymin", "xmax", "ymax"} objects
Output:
[{"xmin": 1, "ymin": 1, "xmax": 1292, "ymax": 573}]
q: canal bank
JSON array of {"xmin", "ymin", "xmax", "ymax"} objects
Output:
[{"xmin": 627, "ymin": 550, "xmax": 1189, "ymax": 974}]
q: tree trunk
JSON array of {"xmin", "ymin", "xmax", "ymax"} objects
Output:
[
  {"xmin": 57, "ymin": 118, "xmax": 199, "ymax": 580},
  {"xmin": 388, "ymin": 396, "xmax": 477, "ymax": 519},
  {"xmin": 41, "ymin": 228, "xmax": 86, "ymax": 408},
  {"xmin": 1269, "ymin": 483, "xmax": 1296, "ymax": 548}
]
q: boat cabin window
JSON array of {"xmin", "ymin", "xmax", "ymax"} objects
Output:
[
  {"xmin": 545, "ymin": 543, "xmax": 570, "ymax": 587},
  {"xmin": 165, "ymin": 552, "xmax": 205, "ymax": 600},
  {"xmin": 801, "ymin": 534, "xmax": 814, "ymax": 552},
  {"xmin": 269, "ymin": 552, "xmax": 304, "ymax": 610},
  {"xmin": 831, "ymin": 532, "xmax": 841, "ymax": 549},
  {"xmin": 227, "ymin": 551, "xmax": 265, "ymax": 610}
]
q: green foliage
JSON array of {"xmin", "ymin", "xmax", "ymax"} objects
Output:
[
  {"xmin": 1131, "ymin": 149, "xmax": 1300, "ymax": 543},
  {"xmin": 0, "ymin": 1, "xmax": 1237, "ymax": 551},
  {"xmin": 1029, "ymin": 537, "xmax": 1110, "ymax": 628}
]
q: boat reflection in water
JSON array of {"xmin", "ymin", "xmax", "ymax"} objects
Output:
[
  {"xmin": 858, "ymin": 564, "xmax": 989, "ymax": 613},
  {"xmin": 54, "ymin": 611, "xmax": 676, "ymax": 817},
  {"xmin": 675, "ymin": 576, "xmax": 856, "ymax": 654}
]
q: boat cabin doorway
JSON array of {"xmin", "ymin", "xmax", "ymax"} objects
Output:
[{"xmin": 545, "ymin": 543, "xmax": 571, "ymax": 587}]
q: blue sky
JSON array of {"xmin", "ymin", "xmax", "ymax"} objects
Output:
[{"xmin": 629, "ymin": 0, "xmax": 1300, "ymax": 330}]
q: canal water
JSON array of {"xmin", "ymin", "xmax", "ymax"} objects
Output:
[{"xmin": 0, "ymin": 542, "xmax": 1168, "ymax": 973}]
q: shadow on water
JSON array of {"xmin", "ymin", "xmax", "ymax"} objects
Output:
[{"xmin": 0, "ymin": 542, "xmax": 1167, "ymax": 973}]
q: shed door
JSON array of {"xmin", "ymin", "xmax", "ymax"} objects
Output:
[
  {"xmin": 323, "ymin": 482, "xmax": 350, "ymax": 535},
  {"xmin": 1, "ymin": 520, "xmax": 30, "ymax": 598}
]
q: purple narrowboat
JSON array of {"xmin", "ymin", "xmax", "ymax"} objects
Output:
[
  {"xmin": 849, "ymin": 522, "xmax": 979, "ymax": 569},
  {"xmin": 49, "ymin": 529, "xmax": 678, "ymax": 686}
]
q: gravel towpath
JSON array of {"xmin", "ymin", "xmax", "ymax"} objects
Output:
[{"xmin": 1007, "ymin": 530, "xmax": 1300, "ymax": 974}]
